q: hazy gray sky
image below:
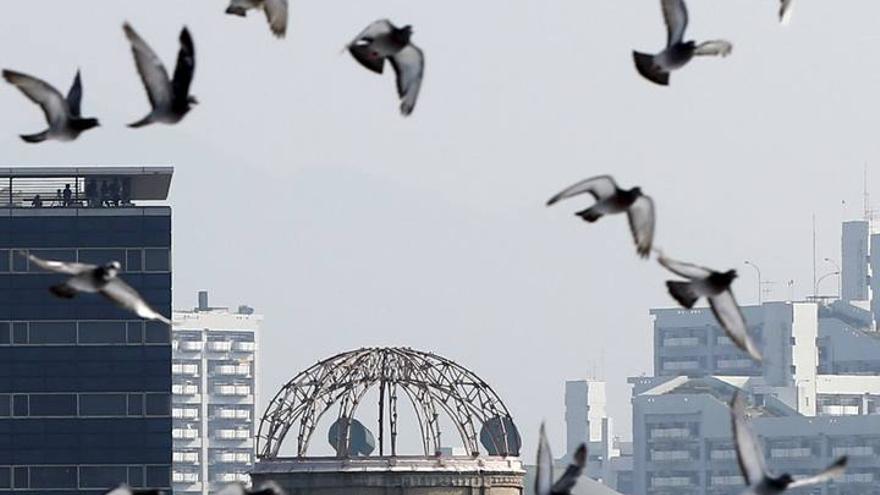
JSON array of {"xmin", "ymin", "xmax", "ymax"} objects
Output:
[{"xmin": 1, "ymin": 0, "xmax": 878, "ymax": 458}]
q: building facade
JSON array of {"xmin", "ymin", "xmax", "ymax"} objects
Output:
[
  {"xmin": 0, "ymin": 167, "xmax": 173, "ymax": 494},
  {"xmin": 172, "ymin": 291, "xmax": 261, "ymax": 494}
]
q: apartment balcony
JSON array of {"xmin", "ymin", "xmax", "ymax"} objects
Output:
[
  {"xmin": 207, "ymin": 341, "xmax": 233, "ymax": 352},
  {"xmin": 173, "ymin": 451, "xmax": 200, "ymax": 464},
  {"xmin": 233, "ymin": 342, "xmax": 255, "ymax": 352},
  {"xmin": 214, "ymin": 452, "xmax": 251, "ymax": 463},
  {"xmin": 172, "ymin": 364, "xmax": 199, "ymax": 376},
  {"xmin": 172, "ymin": 407, "xmax": 199, "ymax": 420},
  {"xmin": 172, "ymin": 384, "xmax": 199, "ymax": 395},
  {"xmin": 213, "ymin": 364, "xmax": 251, "ymax": 376},
  {"xmin": 215, "ymin": 385, "xmax": 251, "ymax": 396},
  {"xmin": 214, "ymin": 408, "xmax": 251, "ymax": 420},
  {"xmin": 172, "ymin": 471, "xmax": 200, "ymax": 483},
  {"xmin": 178, "ymin": 341, "xmax": 204, "ymax": 352},
  {"xmin": 172, "ymin": 428, "xmax": 200, "ymax": 440},
  {"xmin": 214, "ymin": 429, "xmax": 250, "ymax": 440},
  {"xmin": 214, "ymin": 473, "xmax": 249, "ymax": 483}
]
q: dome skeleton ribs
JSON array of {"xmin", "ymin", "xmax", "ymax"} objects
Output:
[{"xmin": 257, "ymin": 347, "xmax": 519, "ymax": 458}]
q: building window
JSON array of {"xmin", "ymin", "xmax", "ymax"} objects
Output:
[
  {"xmin": 0, "ymin": 250, "xmax": 9, "ymax": 273},
  {"xmin": 128, "ymin": 394, "xmax": 144, "ymax": 416},
  {"xmin": 29, "ymin": 322, "xmax": 77, "ymax": 344},
  {"xmin": 79, "ymin": 466, "xmax": 128, "ymax": 489},
  {"xmin": 146, "ymin": 393, "xmax": 171, "ymax": 416},
  {"xmin": 79, "ymin": 321, "xmax": 127, "ymax": 344},
  {"xmin": 126, "ymin": 249, "xmax": 143, "ymax": 272},
  {"xmin": 29, "ymin": 394, "xmax": 77, "ymax": 416},
  {"xmin": 80, "ymin": 393, "xmax": 127, "ymax": 416},
  {"xmin": 29, "ymin": 466, "xmax": 77, "ymax": 489},
  {"xmin": 144, "ymin": 248, "xmax": 170, "ymax": 271}
]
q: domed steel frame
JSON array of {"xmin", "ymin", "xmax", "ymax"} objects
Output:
[{"xmin": 257, "ymin": 347, "xmax": 519, "ymax": 459}]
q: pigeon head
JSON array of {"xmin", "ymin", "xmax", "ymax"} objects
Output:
[
  {"xmin": 102, "ymin": 261, "xmax": 122, "ymax": 280},
  {"xmin": 187, "ymin": 95, "xmax": 199, "ymax": 106},
  {"xmin": 629, "ymin": 186, "xmax": 643, "ymax": 196},
  {"xmin": 393, "ymin": 25, "xmax": 414, "ymax": 44}
]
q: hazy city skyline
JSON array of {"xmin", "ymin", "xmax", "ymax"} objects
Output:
[{"xmin": 1, "ymin": 0, "xmax": 879, "ymax": 457}]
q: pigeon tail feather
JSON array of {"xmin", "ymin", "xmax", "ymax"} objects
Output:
[
  {"xmin": 666, "ymin": 281, "xmax": 700, "ymax": 308},
  {"xmin": 49, "ymin": 284, "xmax": 78, "ymax": 299},
  {"xmin": 128, "ymin": 116, "xmax": 154, "ymax": 128},
  {"xmin": 632, "ymin": 51, "xmax": 669, "ymax": 86},
  {"xmin": 576, "ymin": 207, "xmax": 603, "ymax": 223}
]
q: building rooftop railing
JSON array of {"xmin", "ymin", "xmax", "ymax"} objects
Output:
[{"xmin": 0, "ymin": 166, "xmax": 172, "ymax": 209}]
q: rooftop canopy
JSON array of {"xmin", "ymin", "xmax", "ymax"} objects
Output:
[{"xmin": 0, "ymin": 166, "xmax": 173, "ymax": 208}]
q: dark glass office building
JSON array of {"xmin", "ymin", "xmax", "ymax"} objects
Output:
[{"xmin": 0, "ymin": 167, "xmax": 173, "ymax": 494}]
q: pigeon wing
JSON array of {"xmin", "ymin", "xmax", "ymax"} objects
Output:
[
  {"xmin": 694, "ymin": 40, "xmax": 733, "ymax": 57},
  {"xmin": 535, "ymin": 423, "xmax": 553, "ymax": 495},
  {"xmin": 662, "ymin": 0, "xmax": 688, "ymax": 46},
  {"xmin": 708, "ymin": 290, "xmax": 762, "ymax": 361},
  {"xmin": 546, "ymin": 175, "xmax": 618, "ymax": 206},
  {"xmin": 123, "ymin": 22, "xmax": 172, "ymax": 109},
  {"xmin": 779, "ymin": 0, "xmax": 794, "ymax": 25},
  {"xmin": 787, "ymin": 457, "xmax": 848, "ymax": 488},
  {"xmin": 263, "ymin": 0, "xmax": 288, "ymax": 37},
  {"xmin": 66, "ymin": 70, "xmax": 83, "ymax": 117},
  {"xmin": 389, "ymin": 44, "xmax": 424, "ymax": 116},
  {"xmin": 731, "ymin": 392, "xmax": 768, "ymax": 486},
  {"xmin": 100, "ymin": 278, "xmax": 171, "ymax": 325},
  {"xmin": 2, "ymin": 70, "xmax": 69, "ymax": 126},
  {"xmin": 656, "ymin": 253, "xmax": 713, "ymax": 280},
  {"xmin": 215, "ymin": 483, "xmax": 246, "ymax": 495},
  {"xmin": 627, "ymin": 196, "xmax": 655, "ymax": 258},
  {"xmin": 26, "ymin": 253, "xmax": 95, "ymax": 275},
  {"xmin": 349, "ymin": 44, "xmax": 386, "ymax": 74},
  {"xmin": 172, "ymin": 27, "xmax": 196, "ymax": 105},
  {"xmin": 351, "ymin": 19, "xmax": 394, "ymax": 44},
  {"xmin": 551, "ymin": 444, "xmax": 586, "ymax": 495},
  {"xmin": 103, "ymin": 485, "xmax": 134, "ymax": 495}
]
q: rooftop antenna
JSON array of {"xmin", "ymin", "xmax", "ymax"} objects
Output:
[{"xmin": 812, "ymin": 213, "xmax": 817, "ymax": 297}]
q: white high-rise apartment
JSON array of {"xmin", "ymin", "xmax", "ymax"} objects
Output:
[{"xmin": 171, "ymin": 291, "xmax": 262, "ymax": 495}]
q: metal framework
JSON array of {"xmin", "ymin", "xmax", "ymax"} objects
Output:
[{"xmin": 257, "ymin": 347, "xmax": 519, "ymax": 459}]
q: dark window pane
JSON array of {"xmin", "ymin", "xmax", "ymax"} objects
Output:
[
  {"xmin": 79, "ymin": 321, "xmax": 126, "ymax": 344},
  {"xmin": 80, "ymin": 465, "xmax": 128, "ymax": 488},
  {"xmin": 128, "ymin": 394, "xmax": 144, "ymax": 416},
  {"xmin": 0, "ymin": 322, "xmax": 9, "ymax": 345},
  {"xmin": 12, "ymin": 252, "xmax": 27, "ymax": 272},
  {"xmin": 12, "ymin": 395, "xmax": 28, "ymax": 416},
  {"xmin": 145, "ymin": 465, "xmax": 170, "ymax": 488},
  {"xmin": 145, "ymin": 322, "xmax": 170, "ymax": 344},
  {"xmin": 29, "ymin": 394, "xmax": 76, "ymax": 416},
  {"xmin": 0, "ymin": 395, "xmax": 9, "ymax": 417},
  {"xmin": 13, "ymin": 466, "xmax": 27, "ymax": 488},
  {"xmin": 128, "ymin": 466, "xmax": 144, "ymax": 487},
  {"xmin": 29, "ymin": 321, "xmax": 76, "ymax": 344},
  {"xmin": 79, "ymin": 248, "xmax": 125, "ymax": 266},
  {"xmin": 29, "ymin": 466, "xmax": 77, "ymax": 488},
  {"xmin": 0, "ymin": 466, "xmax": 10, "ymax": 488},
  {"xmin": 145, "ymin": 393, "xmax": 170, "ymax": 416},
  {"xmin": 79, "ymin": 394, "xmax": 127, "ymax": 416},
  {"xmin": 127, "ymin": 322, "xmax": 144, "ymax": 344},
  {"xmin": 126, "ymin": 249, "xmax": 143, "ymax": 272},
  {"xmin": 0, "ymin": 250, "xmax": 9, "ymax": 273},
  {"xmin": 144, "ymin": 248, "xmax": 170, "ymax": 271},
  {"xmin": 28, "ymin": 249, "xmax": 76, "ymax": 272},
  {"xmin": 12, "ymin": 323, "xmax": 27, "ymax": 344}
]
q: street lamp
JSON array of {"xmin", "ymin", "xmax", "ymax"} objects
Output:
[
  {"xmin": 815, "ymin": 271, "xmax": 840, "ymax": 297},
  {"xmin": 824, "ymin": 257, "xmax": 842, "ymax": 298},
  {"xmin": 744, "ymin": 260, "xmax": 762, "ymax": 305}
]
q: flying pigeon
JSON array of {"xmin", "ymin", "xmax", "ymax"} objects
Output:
[
  {"xmin": 536, "ymin": 423, "xmax": 586, "ymax": 495},
  {"xmin": 104, "ymin": 484, "xmax": 162, "ymax": 495},
  {"xmin": 123, "ymin": 22, "xmax": 197, "ymax": 127},
  {"xmin": 2, "ymin": 69, "xmax": 99, "ymax": 143},
  {"xmin": 731, "ymin": 392, "xmax": 847, "ymax": 494},
  {"xmin": 26, "ymin": 252, "xmax": 171, "ymax": 325},
  {"xmin": 657, "ymin": 251, "xmax": 761, "ymax": 361},
  {"xmin": 347, "ymin": 19, "xmax": 424, "ymax": 116},
  {"xmin": 633, "ymin": 0, "xmax": 732, "ymax": 86},
  {"xmin": 779, "ymin": 0, "xmax": 794, "ymax": 25},
  {"xmin": 546, "ymin": 175, "xmax": 655, "ymax": 258},
  {"xmin": 225, "ymin": 0, "xmax": 289, "ymax": 38},
  {"xmin": 216, "ymin": 481, "xmax": 286, "ymax": 495}
]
